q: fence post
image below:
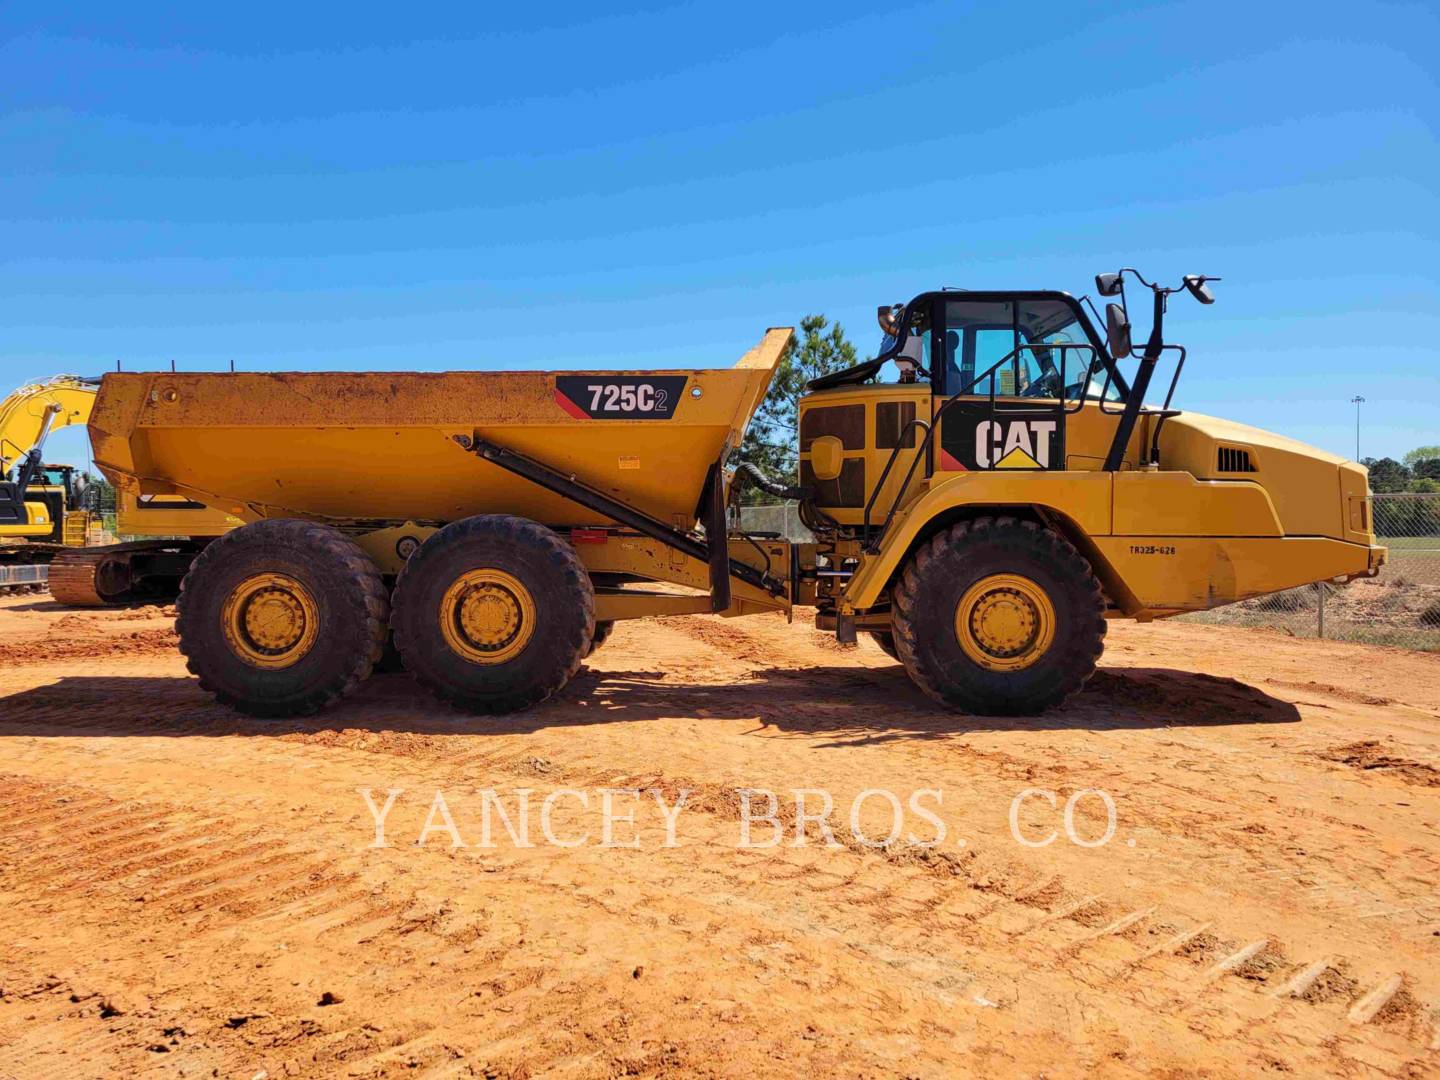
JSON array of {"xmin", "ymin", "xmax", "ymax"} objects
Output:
[{"xmin": 1317, "ymin": 583, "xmax": 1325, "ymax": 639}]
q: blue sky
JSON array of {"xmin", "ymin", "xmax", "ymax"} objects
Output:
[{"xmin": 3, "ymin": 1, "xmax": 1436, "ymax": 469}]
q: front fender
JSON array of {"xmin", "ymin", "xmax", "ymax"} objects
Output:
[{"xmin": 843, "ymin": 471, "xmax": 1114, "ymax": 611}]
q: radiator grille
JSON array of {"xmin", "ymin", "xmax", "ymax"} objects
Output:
[
  {"xmin": 875, "ymin": 401, "xmax": 918, "ymax": 449},
  {"xmin": 799, "ymin": 404, "xmax": 866, "ymax": 452},
  {"xmin": 1217, "ymin": 446, "xmax": 1256, "ymax": 473},
  {"xmin": 800, "ymin": 459, "xmax": 866, "ymax": 507}
]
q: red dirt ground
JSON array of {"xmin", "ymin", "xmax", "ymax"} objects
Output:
[{"xmin": 1, "ymin": 595, "xmax": 1437, "ymax": 1077}]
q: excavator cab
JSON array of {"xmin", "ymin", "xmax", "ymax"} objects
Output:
[{"xmin": 0, "ymin": 457, "xmax": 66, "ymax": 543}]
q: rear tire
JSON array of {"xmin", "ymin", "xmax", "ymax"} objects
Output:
[
  {"xmin": 587, "ymin": 619, "xmax": 615, "ymax": 657},
  {"xmin": 175, "ymin": 520, "xmax": 389, "ymax": 717},
  {"xmin": 391, "ymin": 514, "xmax": 594, "ymax": 714},
  {"xmin": 891, "ymin": 516, "xmax": 1106, "ymax": 715},
  {"xmin": 375, "ymin": 631, "xmax": 407, "ymax": 673}
]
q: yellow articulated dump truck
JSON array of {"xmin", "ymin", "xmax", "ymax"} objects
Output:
[
  {"xmin": 84, "ymin": 269, "xmax": 1384, "ymax": 718},
  {"xmin": 0, "ymin": 375, "xmax": 240, "ymax": 601}
]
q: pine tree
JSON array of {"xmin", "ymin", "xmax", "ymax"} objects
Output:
[{"xmin": 733, "ymin": 314, "xmax": 859, "ymax": 503}]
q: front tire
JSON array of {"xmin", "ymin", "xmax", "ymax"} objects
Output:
[
  {"xmin": 391, "ymin": 515, "xmax": 594, "ymax": 713},
  {"xmin": 891, "ymin": 516, "xmax": 1106, "ymax": 715},
  {"xmin": 175, "ymin": 520, "xmax": 389, "ymax": 717},
  {"xmin": 865, "ymin": 629, "xmax": 899, "ymax": 661}
]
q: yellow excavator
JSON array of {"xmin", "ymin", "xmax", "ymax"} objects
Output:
[
  {"xmin": 0, "ymin": 376, "xmax": 96, "ymax": 595},
  {"xmin": 0, "ymin": 375, "xmax": 240, "ymax": 602}
]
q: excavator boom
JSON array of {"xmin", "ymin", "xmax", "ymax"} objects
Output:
[{"xmin": 0, "ymin": 376, "xmax": 98, "ymax": 476}]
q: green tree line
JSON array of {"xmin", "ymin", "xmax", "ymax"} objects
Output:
[
  {"xmin": 733, "ymin": 314, "xmax": 858, "ymax": 503},
  {"xmin": 1363, "ymin": 447, "xmax": 1440, "ymax": 494}
]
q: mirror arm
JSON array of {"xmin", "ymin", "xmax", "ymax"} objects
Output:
[
  {"xmin": 1101, "ymin": 289, "xmax": 1167, "ymax": 473},
  {"xmin": 1145, "ymin": 288, "xmax": 1166, "ymax": 356}
]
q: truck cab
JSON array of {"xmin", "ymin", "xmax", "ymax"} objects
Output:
[{"xmin": 796, "ymin": 285, "xmax": 1385, "ymax": 678}]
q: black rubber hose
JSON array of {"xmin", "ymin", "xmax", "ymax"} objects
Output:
[
  {"xmin": 730, "ymin": 461, "xmax": 808, "ymax": 503},
  {"xmin": 798, "ymin": 497, "xmax": 839, "ymax": 537}
]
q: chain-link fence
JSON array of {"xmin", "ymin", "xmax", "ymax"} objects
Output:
[
  {"xmin": 1181, "ymin": 493, "xmax": 1440, "ymax": 651},
  {"xmin": 736, "ymin": 502, "xmax": 814, "ymax": 542}
]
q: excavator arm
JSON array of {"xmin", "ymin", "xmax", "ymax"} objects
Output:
[{"xmin": 0, "ymin": 376, "xmax": 98, "ymax": 477}]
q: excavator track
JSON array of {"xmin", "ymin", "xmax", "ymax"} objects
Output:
[
  {"xmin": 48, "ymin": 547, "xmax": 129, "ymax": 606},
  {"xmin": 0, "ymin": 543, "xmax": 63, "ymax": 596},
  {"xmin": 48, "ymin": 542, "xmax": 196, "ymax": 607}
]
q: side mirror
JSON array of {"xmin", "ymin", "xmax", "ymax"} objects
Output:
[
  {"xmin": 1095, "ymin": 272, "xmax": 1124, "ymax": 297},
  {"xmin": 1106, "ymin": 303, "xmax": 1132, "ymax": 359},
  {"xmin": 1183, "ymin": 275, "xmax": 1216, "ymax": 304}
]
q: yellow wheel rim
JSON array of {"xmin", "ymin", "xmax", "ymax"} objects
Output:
[
  {"xmin": 221, "ymin": 572, "xmax": 320, "ymax": 669},
  {"xmin": 954, "ymin": 573, "xmax": 1055, "ymax": 672},
  {"xmin": 438, "ymin": 568, "xmax": 535, "ymax": 664}
]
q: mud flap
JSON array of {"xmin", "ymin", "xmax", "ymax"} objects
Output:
[{"xmin": 701, "ymin": 461, "xmax": 732, "ymax": 613}]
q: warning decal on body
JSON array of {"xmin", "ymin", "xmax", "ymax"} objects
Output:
[{"xmin": 554, "ymin": 375, "xmax": 689, "ymax": 420}]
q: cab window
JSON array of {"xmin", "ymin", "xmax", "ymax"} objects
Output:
[
  {"xmin": 940, "ymin": 297, "xmax": 1116, "ymax": 401},
  {"xmin": 941, "ymin": 299, "xmax": 1041, "ymax": 397}
]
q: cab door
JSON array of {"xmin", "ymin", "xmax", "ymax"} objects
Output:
[{"xmin": 932, "ymin": 297, "xmax": 1066, "ymax": 474}]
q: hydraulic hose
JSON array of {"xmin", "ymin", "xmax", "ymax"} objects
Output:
[
  {"xmin": 729, "ymin": 461, "xmax": 808, "ymax": 503},
  {"xmin": 729, "ymin": 460, "xmax": 837, "ymax": 541}
]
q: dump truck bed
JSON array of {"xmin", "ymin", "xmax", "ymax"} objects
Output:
[{"xmin": 88, "ymin": 330, "xmax": 790, "ymax": 528}]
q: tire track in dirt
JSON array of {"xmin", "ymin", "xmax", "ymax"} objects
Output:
[
  {"xmin": 643, "ymin": 621, "xmax": 1440, "ymax": 938},
  {"xmin": 4, "ymin": 723, "xmax": 1435, "ymax": 1077},
  {"xmin": 0, "ymin": 777, "xmax": 445, "ymax": 1078},
  {"xmin": 4, "ymin": 602, "xmax": 1440, "ymax": 1074},
  {"xmin": 14, "ymin": 624, "xmax": 1440, "ymax": 1013}
]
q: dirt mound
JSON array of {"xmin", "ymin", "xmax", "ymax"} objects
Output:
[
  {"xmin": 7, "ymin": 619, "xmax": 179, "ymax": 665},
  {"xmin": 1079, "ymin": 668, "xmax": 1290, "ymax": 722},
  {"xmin": 1319, "ymin": 740, "xmax": 1440, "ymax": 787}
]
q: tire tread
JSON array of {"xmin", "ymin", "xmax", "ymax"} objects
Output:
[
  {"xmin": 391, "ymin": 514, "xmax": 594, "ymax": 714},
  {"xmin": 175, "ymin": 520, "xmax": 389, "ymax": 717},
  {"xmin": 891, "ymin": 516, "xmax": 1106, "ymax": 714}
]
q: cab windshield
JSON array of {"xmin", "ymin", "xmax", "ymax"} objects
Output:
[{"xmin": 939, "ymin": 296, "xmax": 1122, "ymax": 402}]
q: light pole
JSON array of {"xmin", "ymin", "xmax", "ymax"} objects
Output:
[{"xmin": 1350, "ymin": 396, "xmax": 1364, "ymax": 461}]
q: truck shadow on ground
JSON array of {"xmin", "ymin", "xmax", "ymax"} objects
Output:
[{"xmin": 0, "ymin": 663, "xmax": 1299, "ymax": 741}]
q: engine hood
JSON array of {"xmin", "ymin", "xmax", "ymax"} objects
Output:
[{"xmin": 1156, "ymin": 411, "xmax": 1366, "ymax": 541}]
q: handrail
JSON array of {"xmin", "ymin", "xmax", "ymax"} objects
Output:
[
  {"xmin": 1146, "ymin": 344, "xmax": 1187, "ymax": 465},
  {"xmin": 1065, "ymin": 354, "xmax": 1109, "ymax": 414},
  {"xmin": 862, "ymin": 418, "xmax": 930, "ymax": 547},
  {"xmin": 864, "ymin": 342, "xmax": 1097, "ymax": 551}
]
